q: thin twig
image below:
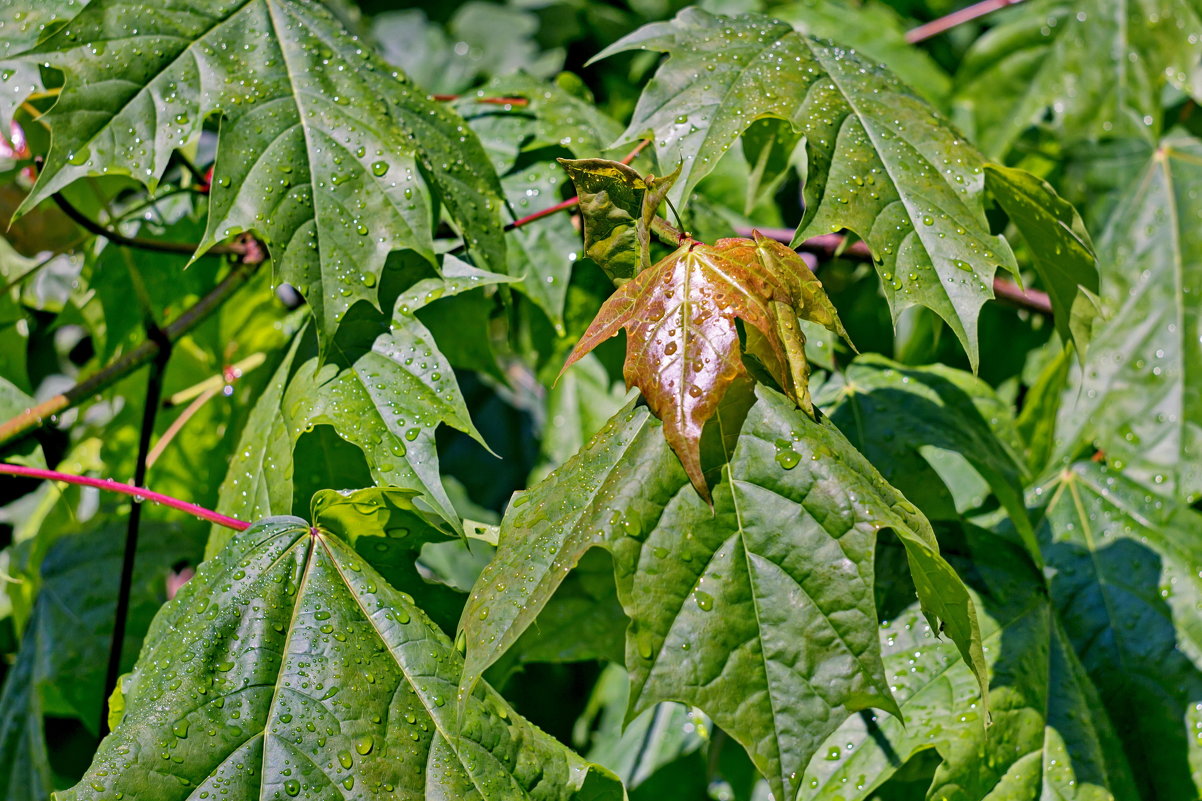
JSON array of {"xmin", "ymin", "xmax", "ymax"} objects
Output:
[
  {"xmin": 0, "ymin": 463, "xmax": 249, "ymax": 530},
  {"xmin": 740, "ymin": 227, "xmax": 1053, "ymax": 316},
  {"xmin": 51, "ymin": 191, "xmax": 244, "ymax": 257},
  {"xmin": 431, "ymin": 94, "xmax": 530, "ymax": 106},
  {"xmin": 101, "ymin": 330, "xmax": 170, "ymax": 736},
  {"xmin": 0, "ymin": 258, "xmax": 263, "ymax": 448},
  {"xmin": 905, "ymin": 0, "xmax": 1027, "ymax": 43}
]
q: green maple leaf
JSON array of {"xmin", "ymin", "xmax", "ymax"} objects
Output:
[
  {"xmin": 458, "ymin": 389, "xmax": 988, "ymax": 801},
  {"xmin": 593, "ymin": 8, "xmax": 1020, "ymax": 367},
  {"xmin": 955, "ymin": 0, "xmax": 1202, "ymax": 157},
  {"xmin": 1056, "ymin": 135, "xmax": 1202, "ymax": 501},
  {"xmin": 17, "ymin": 0, "xmax": 507, "ymax": 346},
  {"xmin": 562, "ymin": 231, "xmax": 850, "ymax": 499},
  {"xmin": 63, "ymin": 512, "xmax": 622, "ymax": 801}
]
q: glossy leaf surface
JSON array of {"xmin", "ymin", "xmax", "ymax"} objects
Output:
[
  {"xmin": 955, "ymin": 0, "xmax": 1202, "ymax": 156},
  {"xmin": 461, "ymin": 387, "xmax": 987, "ymax": 801},
  {"xmin": 1055, "ymin": 136, "xmax": 1202, "ymax": 500},
  {"xmin": 595, "ymin": 8, "xmax": 1020, "ymax": 365},
  {"xmin": 20, "ymin": 0, "xmax": 508, "ymax": 344},
  {"xmin": 563, "ymin": 232, "xmax": 849, "ymax": 497},
  {"xmin": 62, "ymin": 516, "xmax": 622, "ymax": 801},
  {"xmin": 800, "ymin": 524, "xmax": 1138, "ymax": 801},
  {"xmin": 985, "ymin": 164, "xmax": 1100, "ymax": 355}
]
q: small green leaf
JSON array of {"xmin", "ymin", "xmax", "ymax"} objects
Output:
[
  {"xmin": 557, "ymin": 158, "xmax": 679, "ymax": 283},
  {"xmin": 60, "ymin": 517, "xmax": 623, "ymax": 801}
]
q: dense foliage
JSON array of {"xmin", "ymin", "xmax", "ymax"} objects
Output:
[{"xmin": 0, "ymin": 0, "xmax": 1198, "ymax": 799}]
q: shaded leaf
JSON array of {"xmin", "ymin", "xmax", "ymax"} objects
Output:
[
  {"xmin": 820, "ymin": 354, "xmax": 1038, "ymax": 561},
  {"xmin": 594, "ymin": 8, "xmax": 1020, "ymax": 366},
  {"xmin": 954, "ymin": 0, "xmax": 1202, "ymax": 157},
  {"xmin": 984, "ymin": 164, "xmax": 1100, "ymax": 355},
  {"xmin": 1055, "ymin": 136, "xmax": 1202, "ymax": 500},
  {"xmin": 563, "ymin": 232, "xmax": 848, "ymax": 497},
  {"xmin": 1030, "ymin": 462, "xmax": 1202, "ymax": 796},
  {"xmin": 799, "ymin": 524, "xmax": 1138, "ymax": 801},
  {"xmin": 61, "ymin": 516, "xmax": 623, "ymax": 801},
  {"xmin": 460, "ymin": 387, "xmax": 987, "ymax": 801},
  {"xmin": 20, "ymin": 0, "xmax": 508, "ymax": 345},
  {"xmin": 0, "ymin": 521, "xmax": 204, "ymax": 801},
  {"xmin": 557, "ymin": 157, "xmax": 679, "ymax": 283},
  {"xmin": 212, "ymin": 256, "xmax": 513, "ymax": 554}
]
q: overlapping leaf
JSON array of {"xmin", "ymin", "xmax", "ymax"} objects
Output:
[
  {"xmin": 1055, "ymin": 135, "xmax": 1202, "ymax": 500},
  {"xmin": 563, "ymin": 231, "xmax": 850, "ymax": 497},
  {"xmin": 62, "ymin": 514, "xmax": 623, "ymax": 801},
  {"xmin": 0, "ymin": 522, "xmax": 203, "ymax": 801},
  {"xmin": 799, "ymin": 524, "xmax": 1138, "ymax": 801},
  {"xmin": 459, "ymin": 387, "xmax": 987, "ymax": 801},
  {"xmin": 594, "ymin": 8, "xmax": 1020, "ymax": 365},
  {"xmin": 557, "ymin": 158, "xmax": 679, "ymax": 283},
  {"xmin": 1031, "ymin": 462, "xmax": 1202, "ymax": 795},
  {"xmin": 212, "ymin": 256, "xmax": 513, "ymax": 554},
  {"xmin": 820, "ymin": 355, "xmax": 1038, "ymax": 560},
  {"xmin": 0, "ymin": 0, "xmax": 86, "ymax": 127},
  {"xmin": 984, "ymin": 164, "xmax": 1100, "ymax": 355},
  {"xmin": 954, "ymin": 0, "xmax": 1202, "ymax": 157},
  {"xmin": 18, "ymin": 0, "xmax": 507, "ymax": 345}
]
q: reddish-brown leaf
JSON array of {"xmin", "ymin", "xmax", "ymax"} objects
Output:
[{"xmin": 563, "ymin": 231, "xmax": 853, "ymax": 499}]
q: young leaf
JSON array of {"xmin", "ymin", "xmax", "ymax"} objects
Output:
[
  {"xmin": 1032, "ymin": 462, "xmax": 1202, "ymax": 797},
  {"xmin": 1055, "ymin": 135, "xmax": 1202, "ymax": 500},
  {"xmin": 557, "ymin": 158, "xmax": 679, "ymax": 283},
  {"xmin": 61, "ymin": 517, "xmax": 623, "ymax": 801},
  {"xmin": 593, "ymin": 8, "xmax": 1020, "ymax": 367},
  {"xmin": 984, "ymin": 164, "xmax": 1100, "ymax": 356},
  {"xmin": 19, "ymin": 0, "xmax": 508, "ymax": 346},
  {"xmin": 460, "ymin": 387, "xmax": 988, "ymax": 801},
  {"xmin": 562, "ymin": 232, "xmax": 849, "ymax": 498},
  {"xmin": 954, "ymin": 0, "xmax": 1202, "ymax": 157}
]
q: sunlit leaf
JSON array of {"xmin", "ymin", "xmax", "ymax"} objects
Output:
[
  {"xmin": 60, "ymin": 516, "xmax": 623, "ymax": 801},
  {"xmin": 594, "ymin": 8, "xmax": 1021, "ymax": 366},
  {"xmin": 460, "ymin": 387, "xmax": 987, "ymax": 801},
  {"xmin": 20, "ymin": 0, "xmax": 508, "ymax": 345}
]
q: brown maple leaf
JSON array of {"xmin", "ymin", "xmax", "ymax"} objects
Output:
[{"xmin": 562, "ymin": 231, "xmax": 851, "ymax": 499}]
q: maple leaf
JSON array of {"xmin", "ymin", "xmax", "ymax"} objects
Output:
[{"xmin": 562, "ymin": 231, "xmax": 851, "ymax": 498}]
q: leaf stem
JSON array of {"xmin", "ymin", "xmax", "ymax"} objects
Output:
[
  {"xmin": 905, "ymin": 0, "xmax": 1027, "ymax": 43},
  {"xmin": 101, "ymin": 329, "xmax": 170, "ymax": 735},
  {"xmin": 0, "ymin": 463, "xmax": 249, "ymax": 530},
  {"xmin": 0, "ymin": 258, "xmax": 263, "ymax": 448}
]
